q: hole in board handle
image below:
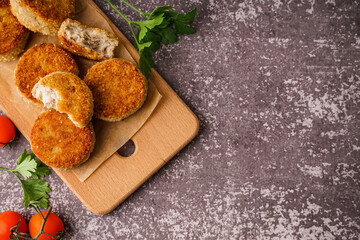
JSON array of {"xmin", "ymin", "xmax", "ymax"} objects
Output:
[{"xmin": 117, "ymin": 139, "xmax": 135, "ymax": 157}]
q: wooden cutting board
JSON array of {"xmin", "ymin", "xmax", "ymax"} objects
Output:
[{"xmin": 0, "ymin": 0, "xmax": 199, "ymax": 214}]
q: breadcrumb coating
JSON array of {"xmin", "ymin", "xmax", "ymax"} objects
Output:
[
  {"xmin": 84, "ymin": 59, "xmax": 147, "ymax": 121},
  {"xmin": 33, "ymin": 72, "xmax": 94, "ymax": 128},
  {"xmin": 31, "ymin": 110, "xmax": 95, "ymax": 168},
  {"xmin": 0, "ymin": 0, "xmax": 29, "ymax": 61},
  {"xmin": 20, "ymin": 0, "xmax": 75, "ymax": 24},
  {"xmin": 10, "ymin": 0, "xmax": 75, "ymax": 35},
  {"xmin": 15, "ymin": 43, "xmax": 79, "ymax": 104}
]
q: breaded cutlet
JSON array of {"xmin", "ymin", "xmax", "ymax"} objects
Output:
[
  {"xmin": 30, "ymin": 109, "xmax": 95, "ymax": 169},
  {"xmin": 84, "ymin": 58, "xmax": 148, "ymax": 121},
  {"xmin": 58, "ymin": 18, "xmax": 119, "ymax": 61},
  {"xmin": 15, "ymin": 43, "xmax": 79, "ymax": 105},
  {"xmin": 10, "ymin": 0, "xmax": 75, "ymax": 35},
  {"xmin": 0, "ymin": 0, "xmax": 29, "ymax": 62},
  {"xmin": 32, "ymin": 72, "xmax": 94, "ymax": 128}
]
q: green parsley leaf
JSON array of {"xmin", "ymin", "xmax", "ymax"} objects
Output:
[
  {"xmin": 15, "ymin": 149, "xmax": 51, "ymax": 179},
  {"xmin": 138, "ymin": 41, "xmax": 152, "ymax": 52},
  {"xmin": 174, "ymin": 7, "xmax": 197, "ymax": 35},
  {"xmin": 30, "ymin": 161, "xmax": 51, "ymax": 179},
  {"xmin": 21, "ymin": 179, "xmax": 51, "ymax": 209},
  {"xmin": 157, "ymin": 27, "xmax": 178, "ymax": 45},
  {"xmin": 175, "ymin": 7, "xmax": 197, "ymax": 25},
  {"xmin": 140, "ymin": 31, "xmax": 162, "ymax": 51},
  {"xmin": 137, "ymin": 24, "xmax": 148, "ymax": 43},
  {"xmin": 138, "ymin": 42, "xmax": 154, "ymax": 79},
  {"xmin": 175, "ymin": 21, "xmax": 195, "ymax": 35},
  {"xmin": 148, "ymin": 5, "xmax": 174, "ymax": 19},
  {"xmin": 153, "ymin": 16, "xmax": 173, "ymax": 29},
  {"xmin": 107, "ymin": 0, "xmax": 197, "ymax": 79},
  {"xmin": 163, "ymin": 11, "xmax": 180, "ymax": 19},
  {"xmin": 135, "ymin": 14, "xmax": 164, "ymax": 42},
  {"xmin": 135, "ymin": 13, "xmax": 164, "ymax": 29},
  {"xmin": 0, "ymin": 149, "xmax": 52, "ymax": 209},
  {"xmin": 13, "ymin": 156, "xmax": 37, "ymax": 179},
  {"xmin": 17, "ymin": 149, "xmax": 35, "ymax": 165}
]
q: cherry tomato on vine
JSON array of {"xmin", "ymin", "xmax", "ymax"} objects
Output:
[
  {"xmin": 0, "ymin": 116, "xmax": 15, "ymax": 147},
  {"xmin": 29, "ymin": 211, "xmax": 64, "ymax": 240},
  {"xmin": 0, "ymin": 211, "xmax": 27, "ymax": 240}
]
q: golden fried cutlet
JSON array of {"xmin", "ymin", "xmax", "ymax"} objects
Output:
[
  {"xmin": 84, "ymin": 58, "xmax": 148, "ymax": 121},
  {"xmin": 32, "ymin": 72, "xmax": 94, "ymax": 128},
  {"xmin": 58, "ymin": 18, "xmax": 119, "ymax": 61},
  {"xmin": 15, "ymin": 43, "xmax": 79, "ymax": 105},
  {"xmin": 0, "ymin": 0, "xmax": 29, "ymax": 62},
  {"xmin": 10, "ymin": 0, "xmax": 75, "ymax": 35},
  {"xmin": 30, "ymin": 109, "xmax": 95, "ymax": 169}
]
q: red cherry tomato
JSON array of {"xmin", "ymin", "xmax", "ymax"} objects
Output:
[
  {"xmin": 0, "ymin": 211, "xmax": 27, "ymax": 240},
  {"xmin": 0, "ymin": 116, "xmax": 15, "ymax": 147},
  {"xmin": 29, "ymin": 211, "xmax": 64, "ymax": 240}
]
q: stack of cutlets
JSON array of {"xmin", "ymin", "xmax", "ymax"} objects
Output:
[{"xmin": 1, "ymin": 0, "xmax": 148, "ymax": 169}]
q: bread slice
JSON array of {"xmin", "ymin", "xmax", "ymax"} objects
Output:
[
  {"xmin": 31, "ymin": 109, "xmax": 95, "ymax": 169},
  {"xmin": 58, "ymin": 18, "xmax": 119, "ymax": 61},
  {"xmin": 9, "ymin": 0, "xmax": 75, "ymax": 35},
  {"xmin": 32, "ymin": 72, "xmax": 94, "ymax": 128},
  {"xmin": 84, "ymin": 58, "xmax": 148, "ymax": 121},
  {"xmin": 0, "ymin": 0, "xmax": 29, "ymax": 62},
  {"xmin": 15, "ymin": 43, "xmax": 79, "ymax": 105}
]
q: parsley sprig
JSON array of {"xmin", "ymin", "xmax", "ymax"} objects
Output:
[
  {"xmin": 1, "ymin": 150, "xmax": 64, "ymax": 239},
  {"xmin": 105, "ymin": 0, "xmax": 197, "ymax": 79},
  {"xmin": 0, "ymin": 149, "xmax": 51, "ymax": 209}
]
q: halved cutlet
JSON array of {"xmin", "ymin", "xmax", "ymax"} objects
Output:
[
  {"xmin": 30, "ymin": 109, "xmax": 95, "ymax": 169},
  {"xmin": 58, "ymin": 18, "xmax": 119, "ymax": 61},
  {"xmin": 32, "ymin": 72, "xmax": 94, "ymax": 128}
]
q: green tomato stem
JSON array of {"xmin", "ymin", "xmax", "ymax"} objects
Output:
[
  {"xmin": 10, "ymin": 221, "xmax": 32, "ymax": 240},
  {"xmin": 41, "ymin": 232, "xmax": 58, "ymax": 238},
  {"xmin": 33, "ymin": 204, "xmax": 43, "ymax": 216},
  {"xmin": 0, "ymin": 139, "xmax": 14, "ymax": 148},
  {"xmin": 33, "ymin": 206, "xmax": 57, "ymax": 240},
  {"xmin": 10, "ymin": 205, "xmax": 59, "ymax": 240}
]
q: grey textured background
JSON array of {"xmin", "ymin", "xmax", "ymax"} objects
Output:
[{"xmin": 1, "ymin": 0, "xmax": 360, "ymax": 239}]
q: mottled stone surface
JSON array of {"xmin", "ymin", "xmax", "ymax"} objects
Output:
[{"xmin": 1, "ymin": 0, "xmax": 360, "ymax": 239}]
